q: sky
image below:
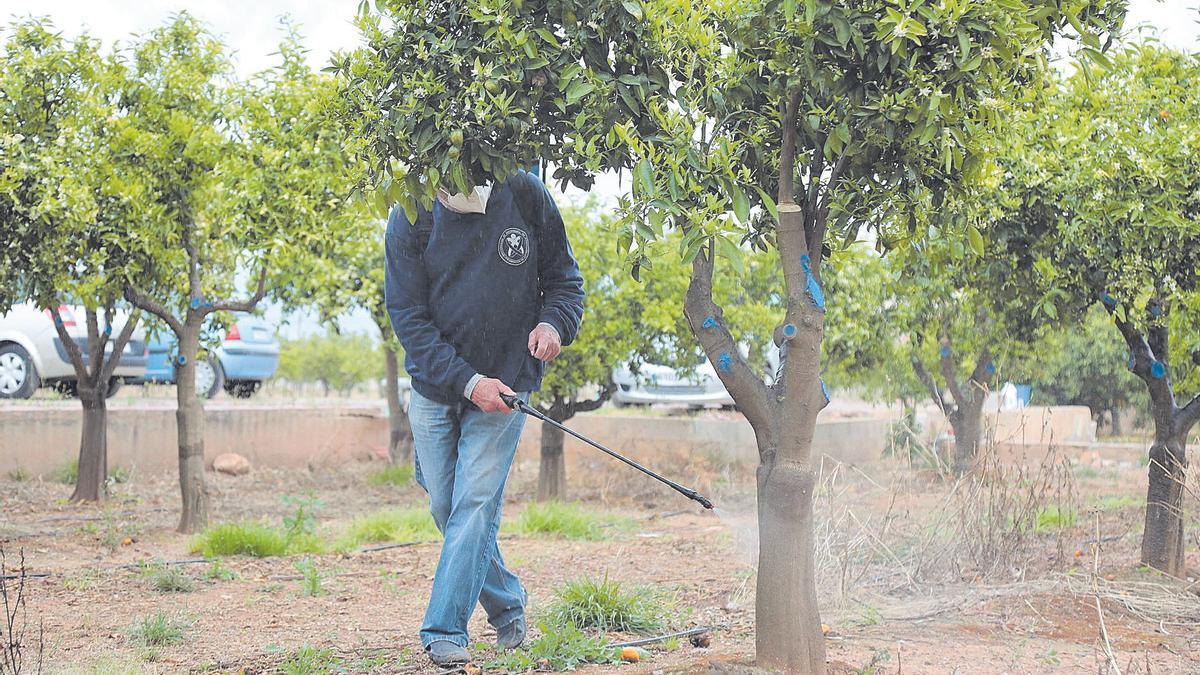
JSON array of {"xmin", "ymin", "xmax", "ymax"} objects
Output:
[{"xmin": 4, "ymin": 0, "xmax": 1198, "ymax": 337}]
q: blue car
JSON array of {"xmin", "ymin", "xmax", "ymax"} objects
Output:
[{"xmin": 131, "ymin": 314, "xmax": 280, "ymax": 398}]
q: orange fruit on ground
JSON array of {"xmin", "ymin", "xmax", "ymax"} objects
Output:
[
  {"xmin": 621, "ymin": 647, "xmax": 640, "ymax": 662},
  {"xmin": 821, "ymin": 623, "xmax": 830, "ymax": 635}
]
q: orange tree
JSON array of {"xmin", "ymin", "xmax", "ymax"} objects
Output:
[
  {"xmin": 332, "ymin": 0, "xmax": 1122, "ymax": 670},
  {"xmin": 985, "ymin": 44, "xmax": 1200, "ymax": 576}
]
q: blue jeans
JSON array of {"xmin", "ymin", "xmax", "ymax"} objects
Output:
[{"xmin": 408, "ymin": 389, "xmax": 529, "ymax": 648}]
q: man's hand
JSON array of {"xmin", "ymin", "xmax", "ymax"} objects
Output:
[
  {"xmin": 470, "ymin": 377, "xmax": 517, "ymax": 413},
  {"xmin": 528, "ymin": 323, "xmax": 562, "ymax": 362}
]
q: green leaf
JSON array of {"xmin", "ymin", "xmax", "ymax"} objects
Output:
[
  {"xmin": 754, "ymin": 187, "xmax": 779, "ymax": 223},
  {"xmin": 621, "ymin": 1, "xmax": 643, "ymax": 21},
  {"xmin": 730, "ymin": 185, "xmax": 750, "ymax": 225},
  {"xmin": 565, "ymin": 80, "xmax": 596, "ymax": 105},
  {"xmin": 967, "ymin": 225, "xmax": 984, "ymax": 256},
  {"xmin": 636, "ymin": 158, "xmax": 656, "ymax": 198}
]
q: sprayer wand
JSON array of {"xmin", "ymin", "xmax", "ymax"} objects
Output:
[{"xmin": 500, "ymin": 393, "xmax": 714, "ymax": 510}]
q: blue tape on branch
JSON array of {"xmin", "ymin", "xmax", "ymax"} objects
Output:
[
  {"xmin": 821, "ymin": 378, "xmax": 830, "ymax": 404},
  {"xmin": 104, "ymin": 325, "xmax": 112, "ymax": 335},
  {"xmin": 717, "ymin": 352, "xmax": 733, "ymax": 373},
  {"xmin": 204, "ymin": 300, "xmax": 214, "ymax": 309},
  {"xmin": 702, "ymin": 315, "xmax": 717, "ymax": 329},
  {"xmin": 177, "ymin": 355, "xmax": 187, "ymax": 366},
  {"xmin": 799, "ymin": 255, "xmax": 825, "ymax": 311},
  {"xmin": 1101, "ymin": 292, "xmax": 1117, "ymax": 309},
  {"xmin": 940, "ymin": 345, "xmax": 952, "ymax": 359},
  {"xmin": 190, "ymin": 297, "xmax": 201, "ymax": 310},
  {"xmin": 1128, "ymin": 353, "xmax": 1136, "ymax": 371},
  {"xmin": 54, "ymin": 316, "xmax": 63, "ymax": 326},
  {"xmin": 1151, "ymin": 361, "xmax": 1166, "ymax": 379},
  {"xmin": 782, "ymin": 323, "xmax": 798, "ymax": 339},
  {"xmin": 1150, "ymin": 305, "xmax": 1162, "ymax": 318},
  {"xmin": 985, "ymin": 361, "xmax": 996, "ymax": 376}
]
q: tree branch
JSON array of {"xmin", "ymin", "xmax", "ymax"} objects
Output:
[
  {"xmin": 207, "ymin": 267, "xmax": 269, "ymax": 314},
  {"xmin": 183, "ymin": 220, "xmax": 202, "ymax": 300},
  {"xmin": 572, "ymin": 382, "xmax": 616, "ymax": 415},
  {"xmin": 777, "ymin": 88, "xmax": 802, "ymax": 205},
  {"xmin": 84, "ymin": 306, "xmax": 103, "ymax": 380},
  {"xmin": 911, "ymin": 356, "xmax": 949, "ymax": 419},
  {"xmin": 99, "ymin": 309, "xmax": 142, "ymax": 383},
  {"xmin": 967, "ymin": 348, "xmax": 995, "ymax": 408},
  {"xmin": 938, "ymin": 337, "xmax": 966, "ymax": 411},
  {"xmin": 124, "ymin": 283, "xmax": 183, "ymax": 336},
  {"xmin": 1178, "ymin": 393, "xmax": 1200, "ymax": 434},
  {"xmin": 1147, "ymin": 298, "xmax": 1168, "ymax": 365},
  {"xmin": 47, "ymin": 305, "xmax": 89, "ymax": 383},
  {"xmin": 685, "ymin": 246, "xmax": 774, "ymax": 435},
  {"xmin": 1106, "ymin": 304, "xmax": 1175, "ymax": 409}
]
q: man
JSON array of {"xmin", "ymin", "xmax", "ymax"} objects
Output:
[{"xmin": 384, "ymin": 170, "xmax": 585, "ymax": 666}]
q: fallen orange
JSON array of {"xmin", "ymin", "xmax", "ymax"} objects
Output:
[{"xmin": 621, "ymin": 647, "xmax": 640, "ymax": 663}]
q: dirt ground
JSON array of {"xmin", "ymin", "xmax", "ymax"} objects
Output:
[{"xmin": 3, "ymin": 444, "xmax": 1200, "ymax": 674}]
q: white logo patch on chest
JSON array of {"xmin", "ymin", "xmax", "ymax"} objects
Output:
[{"xmin": 498, "ymin": 227, "xmax": 530, "ymax": 266}]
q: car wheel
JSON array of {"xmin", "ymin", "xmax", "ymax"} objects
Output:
[
  {"xmin": 105, "ymin": 377, "xmax": 123, "ymax": 399},
  {"xmin": 54, "ymin": 380, "xmax": 79, "ymax": 398},
  {"xmin": 0, "ymin": 344, "xmax": 39, "ymax": 399},
  {"xmin": 194, "ymin": 357, "xmax": 224, "ymax": 399}
]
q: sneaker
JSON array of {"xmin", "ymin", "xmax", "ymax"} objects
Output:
[
  {"xmin": 496, "ymin": 616, "xmax": 527, "ymax": 650},
  {"xmin": 427, "ymin": 640, "xmax": 471, "ymax": 666}
]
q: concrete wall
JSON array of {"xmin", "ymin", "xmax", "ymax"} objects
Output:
[
  {"xmin": 0, "ymin": 402, "xmax": 390, "ymax": 476},
  {"xmin": 919, "ymin": 404, "xmax": 1096, "ymax": 446},
  {"xmin": 0, "ymin": 403, "xmax": 892, "ymax": 477}
]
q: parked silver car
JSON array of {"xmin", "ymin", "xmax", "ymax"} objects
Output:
[
  {"xmin": 612, "ymin": 361, "xmax": 735, "ymax": 409},
  {"xmin": 0, "ymin": 303, "xmax": 148, "ymax": 399}
]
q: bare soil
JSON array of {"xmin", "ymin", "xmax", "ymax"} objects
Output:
[{"xmin": 3, "ymin": 445, "xmax": 1199, "ymax": 674}]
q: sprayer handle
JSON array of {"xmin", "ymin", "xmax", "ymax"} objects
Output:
[{"xmin": 499, "ymin": 393, "xmax": 520, "ymax": 410}]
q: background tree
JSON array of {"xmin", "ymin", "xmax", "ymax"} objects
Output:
[
  {"xmin": 988, "ymin": 44, "xmax": 1200, "ymax": 576},
  {"xmin": 0, "ymin": 20, "xmax": 144, "ymax": 502},
  {"xmin": 333, "ymin": 0, "xmax": 1119, "ymax": 669},
  {"xmin": 120, "ymin": 17, "xmax": 361, "ymax": 532},
  {"xmin": 276, "ymin": 333, "xmax": 384, "ymax": 396}
]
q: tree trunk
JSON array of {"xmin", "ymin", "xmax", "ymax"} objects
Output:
[
  {"xmin": 384, "ymin": 346, "xmax": 413, "ymax": 464},
  {"xmin": 952, "ymin": 403, "xmax": 983, "ymax": 476},
  {"xmin": 537, "ymin": 422, "xmax": 567, "ymax": 502},
  {"xmin": 1141, "ymin": 413, "xmax": 1187, "ymax": 576},
  {"xmin": 755, "ymin": 447, "xmax": 823, "ymax": 672},
  {"xmin": 69, "ymin": 386, "xmax": 108, "ymax": 503},
  {"xmin": 174, "ymin": 333, "xmax": 210, "ymax": 534},
  {"xmin": 1110, "ymin": 408, "xmax": 1122, "ymax": 437}
]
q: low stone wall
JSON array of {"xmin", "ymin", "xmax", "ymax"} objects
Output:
[
  {"xmin": 0, "ymin": 402, "xmax": 390, "ymax": 476},
  {"xmin": 0, "ymin": 402, "xmax": 892, "ymax": 478}
]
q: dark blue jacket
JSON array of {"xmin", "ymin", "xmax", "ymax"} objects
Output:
[{"xmin": 384, "ymin": 171, "xmax": 585, "ymax": 404}]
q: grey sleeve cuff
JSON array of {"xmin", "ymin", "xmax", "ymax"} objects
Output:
[
  {"xmin": 463, "ymin": 373, "xmax": 485, "ymax": 400},
  {"xmin": 536, "ymin": 321, "xmax": 560, "ymax": 340}
]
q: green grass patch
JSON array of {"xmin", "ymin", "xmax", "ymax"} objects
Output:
[
  {"xmin": 336, "ymin": 507, "xmax": 439, "ymax": 551},
  {"xmin": 544, "ymin": 575, "xmax": 672, "ymax": 634},
  {"xmin": 485, "ymin": 621, "xmax": 620, "ymax": 673},
  {"xmin": 204, "ymin": 559, "xmax": 237, "ymax": 581},
  {"xmin": 146, "ymin": 565, "xmax": 195, "ymax": 593},
  {"xmin": 278, "ymin": 644, "xmax": 344, "ymax": 674},
  {"xmin": 294, "ymin": 558, "xmax": 324, "ymax": 597},
  {"xmin": 53, "ymin": 459, "xmax": 79, "ymax": 484},
  {"xmin": 367, "ymin": 463, "xmax": 414, "ymax": 486},
  {"xmin": 1035, "ymin": 505, "xmax": 1078, "ymax": 532},
  {"xmin": 129, "ymin": 611, "xmax": 190, "ymax": 647},
  {"xmin": 189, "ymin": 522, "xmax": 327, "ymax": 558},
  {"xmin": 510, "ymin": 501, "xmax": 630, "ymax": 541},
  {"xmin": 1092, "ymin": 495, "xmax": 1143, "ymax": 510}
]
